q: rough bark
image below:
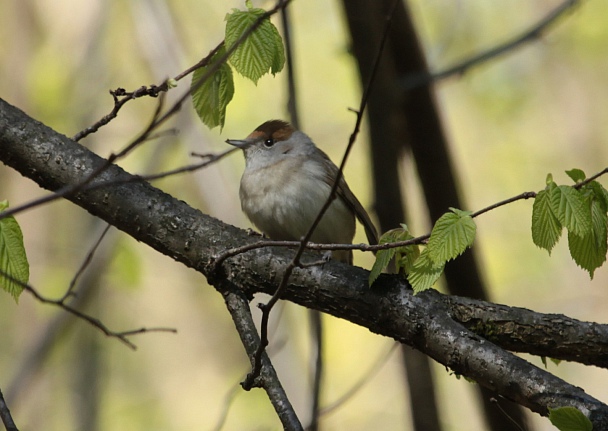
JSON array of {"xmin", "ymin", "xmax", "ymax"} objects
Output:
[{"xmin": 2, "ymin": 98, "xmax": 608, "ymax": 427}]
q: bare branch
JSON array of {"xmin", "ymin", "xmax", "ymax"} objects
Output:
[
  {"xmin": 400, "ymin": 0, "xmax": 581, "ymax": 90},
  {"xmin": 222, "ymin": 286, "xmax": 303, "ymax": 430},
  {"xmin": 19, "ymin": 279, "xmax": 176, "ymax": 350},
  {"xmin": 61, "ymin": 223, "xmax": 112, "ymax": 302}
]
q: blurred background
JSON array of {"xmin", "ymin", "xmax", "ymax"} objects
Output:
[{"xmin": 1, "ymin": 0, "xmax": 608, "ymax": 430}]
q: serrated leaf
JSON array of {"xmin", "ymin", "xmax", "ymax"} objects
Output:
[
  {"xmin": 407, "ymin": 248, "xmax": 445, "ymax": 293},
  {"xmin": 532, "ymin": 189, "xmax": 563, "ymax": 253},
  {"xmin": 565, "ymin": 168, "xmax": 586, "ymax": 183},
  {"xmin": 191, "ymin": 47, "xmax": 235, "ymax": 130},
  {"xmin": 369, "ymin": 226, "xmax": 416, "ymax": 286},
  {"xmin": 550, "ymin": 185, "xmax": 592, "ymax": 237},
  {"xmin": 0, "ymin": 200, "xmax": 29, "ymax": 302},
  {"xmin": 225, "ymin": 7, "xmax": 285, "ymax": 84},
  {"xmin": 427, "ymin": 208, "xmax": 476, "ymax": 265},
  {"xmin": 548, "ymin": 407, "xmax": 592, "ymax": 431},
  {"xmin": 568, "ymin": 198, "xmax": 607, "ymax": 278}
]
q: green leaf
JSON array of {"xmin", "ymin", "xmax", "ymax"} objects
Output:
[
  {"xmin": 369, "ymin": 249, "xmax": 395, "ymax": 287},
  {"xmin": 565, "ymin": 168, "xmax": 586, "ymax": 183},
  {"xmin": 550, "ymin": 185, "xmax": 592, "ymax": 237},
  {"xmin": 568, "ymin": 198, "xmax": 607, "ymax": 278},
  {"xmin": 369, "ymin": 226, "xmax": 418, "ymax": 286},
  {"xmin": 427, "ymin": 208, "xmax": 476, "ymax": 264},
  {"xmin": 268, "ymin": 21, "xmax": 285, "ymax": 75},
  {"xmin": 225, "ymin": 7, "xmax": 285, "ymax": 84},
  {"xmin": 548, "ymin": 406, "xmax": 592, "ymax": 431},
  {"xmin": 407, "ymin": 248, "xmax": 445, "ymax": 293},
  {"xmin": 0, "ymin": 200, "xmax": 29, "ymax": 302},
  {"xmin": 396, "ymin": 241, "xmax": 420, "ymax": 276},
  {"xmin": 532, "ymin": 189, "xmax": 563, "ymax": 253},
  {"xmin": 587, "ymin": 180, "xmax": 608, "ymax": 212},
  {"xmin": 191, "ymin": 47, "xmax": 235, "ymax": 130}
]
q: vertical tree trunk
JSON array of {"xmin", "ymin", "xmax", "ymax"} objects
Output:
[{"xmin": 341, "ymin": 1, "xmax": 531, "ymax": 429}]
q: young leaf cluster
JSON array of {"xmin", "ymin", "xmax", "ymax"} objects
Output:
[
  {"xmin": 190, "ymin": 3, "xmax": 285, "ymax": 130},
  {"xmin": 532, "ymin": 170, "xmax": 608, "ymax": 278},
  {"xmin": 368, "ymin": 224, "xmax": 419, "ymax": 286},
  {"xmin": 370, "ymin": 210, "xmax": 476, "ymax": 293},
  {"xmin": 0, "ymin": 200, "xmax": 29, "ymax": 302}
]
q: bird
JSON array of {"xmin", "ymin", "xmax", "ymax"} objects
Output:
[{"xmin": 226, "ymin": 120, "xmax": 378, "ymax": 264}]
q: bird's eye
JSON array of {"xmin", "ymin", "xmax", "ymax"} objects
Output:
[{"xmin": 263, "ymin": 138, "xmax": 275, "ymax": 148}]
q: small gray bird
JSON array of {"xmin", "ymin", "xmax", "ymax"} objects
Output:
[{"xmin": 226, "ymin": 120, "xmax": 378, "ymax": 264}]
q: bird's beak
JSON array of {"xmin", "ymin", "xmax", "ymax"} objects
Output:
[{"xmin": 225, "ymin": 139, "xmax": 250, "ymax": 149}]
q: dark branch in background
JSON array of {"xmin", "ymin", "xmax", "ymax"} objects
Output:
[
  {"xmin": 281, "ymin": 6, "xmax": 300, "ymax": 130},
  {"xmin": 347, "ymin": 1, "xmax": 581, "ymax": 429},
  {"xmin": 241, "ymin": 0, "xmax": 398, "ymax": 391},
  {"xmin": 0, "ymin": 388, "xmax": 18, "ymax": 431},
  {"xmin": 399, "ymin": 0, "xmax": 580, "ymax": 91},
  {"xmin": 279, "ymin": 5, "xmax": 322, "ymax": 429},
  {"xmin": 2, "ymin": 99, "xmax": 608, "ymax": 427}
]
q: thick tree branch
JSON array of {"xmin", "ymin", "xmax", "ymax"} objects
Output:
[
  {"xmin": 221, "ymin": 284, "xmax": 303, "ymax": 430},
  {"xmin": 449, "ymin": 295, "xmax": 608, "ymax": 368},
  {"xmin": 1, "ymin": 98, "xmax": 608, "ymax": 427}
]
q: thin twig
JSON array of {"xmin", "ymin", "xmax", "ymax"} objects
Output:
[
  {"xmin": 0, "ymin": 96, "xmax": 168, "ymax": 221},
  {"xmin": 242, "ymin": 0, "xmax": 398, "ymax": 390},
  {"xmin": 0, "ymin": 387, "xmax": 18, "ymax": 431},
  {"xmin": 0, "ymin": 148, "xmax": 237, "ymax": 222},
  {"xmin": 73, "ymin": 0, "xmax": 293, "ymax": 142},
  {"xmin": 0, "ymin": 269, "xmax": 176, "ymax": 350},
  {"xmin": 71, "ymin": 41, "xmax": 224, "ymax": 142},
  {"xmin": 213, "ymin": 167, "xmax": 608, "ymax": 261},
  {"xmin": 61, "ymin": 223, "xmax": 112, "ymax": 302}
]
